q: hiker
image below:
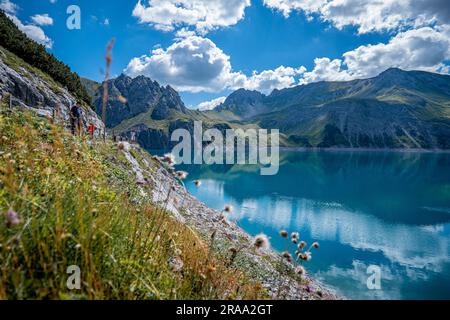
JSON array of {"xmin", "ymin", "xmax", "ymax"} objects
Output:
[
  {"xmin": 70, "ymin": 102, "xmax": 83, "ymax": 136},
  {"xmin": 88, "ymin": 123, "xmax": 95, "ymax": 139}
]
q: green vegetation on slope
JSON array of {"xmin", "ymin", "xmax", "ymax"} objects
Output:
[
  {"xmin": 0, "ymin": 107, "xmax": 264, "ymax": 299},
  {"xmin": 0, "ymin": 11, "xmax": 90, "ymax": 104}
]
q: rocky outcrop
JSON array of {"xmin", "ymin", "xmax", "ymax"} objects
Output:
[
  {"xmin": 91, "ymin": 74, "xmax": 188, "ymax": 127},
  {"xmin": 215, "ymin": 88, "xmax": 268, "ymax": 119},
  {"xmin": 0, "ymin": 48, "xmax": 104, "ymax": 132}
]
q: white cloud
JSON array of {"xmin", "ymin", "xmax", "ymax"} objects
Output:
[
  {"xmin": 124, "ymin": 35, "xmax": 239, "ymax": 92},
  {"xmin": 0, "ymin": 0, "xmax": 17, "ymax": 14},
  {"xmin": 264, "ymin": 0, "xmax": 450, "ymax": 34},
  {"xmin": 132, "ymin": 0, "xmax": 251, "ymax": 34},
  {"xmin": 300, "ymin": 27, "xmax": 450, "ymax": 84},
  {"xmin": 238, "ymin": 65, "xmax": 306, "ymax": 93},
  {"xmin": 31, "ymin": 14, "xmax": 53, "ymax": 26},
  {"xmin": 9, "ymin": 14, "xmax": 53, "ymax": 48},
  {"xmin": 125, "ymin": 35, "xmax": 306, "ymax": 93},
  {"xmin": 197, "ymin": 96, "xmax": 226, "ymax": 111}
]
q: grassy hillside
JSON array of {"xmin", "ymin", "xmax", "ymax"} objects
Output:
[{"xmin": 0, "ymin": 106, "xmax": 264, "ymax": 299}]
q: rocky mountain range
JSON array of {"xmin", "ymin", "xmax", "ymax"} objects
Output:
[{"xmin": 83, "ymin": 68, "xmax": 450, "ymax": 150}]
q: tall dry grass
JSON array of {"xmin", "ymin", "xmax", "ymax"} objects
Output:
[{"xmin": 0, "ymin": 107, "xmax": 264, "ymax": 300}]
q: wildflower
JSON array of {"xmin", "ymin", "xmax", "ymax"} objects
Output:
[
  {"xmin": 298, "ymin": 241, "xmax": 307, "ymax": 250},
  {"xmin": 5, "ymin": 208, "xmax": 21, "ymax": 227},
  {"xmin": 117, "ymin": 142, "xmax": 125, "ymax": 150},
  {"xmin": 176, "ymin": 171, "xmax": 188, "ymax": 180},
  {"xmin": 206, "ymin": 265, "xmax": 216, "ymax": 273},
  {"xmin": 163, "ymin": 153, "xmax": 176, "ymax": 166},
  {"xmin": 295, "ymin": 266, "xmax": 306, "ymax": 276},
  {"xmin": 279, "ymin": 230, "xmax": 288, "ymax": 238},
  {"xmin": 253, "ymin": 233, "xmax": 270, "ymax": 250},
  {"xmin": 223, "ymin": 205, "xmax": 233, "ymax": 213},
  {"xmin": 291, "ymin": 232, "xmax": 299, "ymax": 240},
  {"xmin": 75, "ymin": 244, "xmax": 82, "ymax": 250},
  {"xmin": 301, "ymin": 252, "xmax": 312, "ymax": 261},
  {"xmin": 169, "ymin": 256, "xmax": 184, "ymax": 273},
  {"xmin": 282, "ymin": 251, "xmax": 293, "ymax": 263},
  {"xmin": 312, "ymin": 242, "xmax": 320, "ymax": 249},
  {"xmin": 194, "ymin": 180, "xmax": 202, "ymax": 187}
]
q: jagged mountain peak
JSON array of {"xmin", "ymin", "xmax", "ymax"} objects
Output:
[{"xmin": 87, "ymin": 73, "xmax": 188, "ymax": 127}]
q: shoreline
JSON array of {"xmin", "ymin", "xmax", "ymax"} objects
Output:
[
  {"xmin": 122, "ymin": 142, "xmax": 341, "ymax": 300},
  {"xmin": 279, "ymin": 146, "xmax": 450, "ymax": 154}
]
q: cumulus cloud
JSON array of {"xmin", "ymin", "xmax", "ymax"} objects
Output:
[
  {"xmin": 196, "ymin": 96, "xmax": 227, "ymax": 111},
  {"xmin": 264, "ymin": 0, "xmax": 450, "ymax": 34},
  {"xmin": 31, "ymin": 14, "xmax": 53, "ymax": 26},
  {"xmin": 125, "ymin": 35, "xmax": 239, "ymax": 92},
  {"xmin": 235, "ymin": 65, "xmax": 306, "ymax": 93},
  {"xmin": 0, "ymin": 0, "xmax": 17, "ymax": 14},
  {"xmin": 125, "ymin": 35, "xmax": 306, "ymax": 93},
  {"xmin": 1, "ymin": 1, "xmax": 53, "ymax": 48},
  {"xmin": 8, "ymin": 14, "xmax": 54, "ymax": 48},
  {"xmin": 300, "ymin": 27, "xmax": 450, "ymax": 84},
  {"xmin": 132, "ymin": 0, "xmax": 251, "ymax": 34}
]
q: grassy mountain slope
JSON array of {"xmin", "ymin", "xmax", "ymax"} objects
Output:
[
  {"xmin": 217, "ymin": 68, "xmax": 450, "ymax": 149},
  {"xmin": 0, "ymin": 107, "xmax": 264, "ymax": 299}
]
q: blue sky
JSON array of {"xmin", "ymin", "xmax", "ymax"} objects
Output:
[{"xmin": 2, "ymin": 0, "xmax": 450, "ymax": 108}]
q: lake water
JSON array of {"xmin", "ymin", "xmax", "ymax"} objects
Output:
[{"xmin": 179, "ymin": 151, "xmax": 450, "ymax": 300}]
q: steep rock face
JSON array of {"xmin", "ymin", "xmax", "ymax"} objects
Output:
[
  {"xmin": 151, "ymin": 86, "xmax": 187, "ymax": 120},
  {"xmin": 0, "ymin": 49, "xmax": 104, "ymax": 132},
  {"xmin": 92, "ymin": 74, "xmax": 187, "ymax": 127},
  {"xmin": 215, "ymin": 89, "xmax": 268, "ymax": 118}
]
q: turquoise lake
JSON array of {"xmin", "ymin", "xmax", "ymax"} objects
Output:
[{"xmin": 179, "ymin": 151, "xmax": 450, "ymax": 300}]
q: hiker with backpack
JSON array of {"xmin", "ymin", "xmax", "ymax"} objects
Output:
[{"xmin": 70, "ymin": 102, "xmax": 83, "ymax": 136}]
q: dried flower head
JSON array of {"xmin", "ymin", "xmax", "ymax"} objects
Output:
[
  {"xmin": 176, "ymin": 171, "xmax": 188, "ymax": 180},
  {"xmin": 298, "ymin": 241, "xmax": 307, "ymax": 250},
  {"xmin": 253, "ymin": 233, "xmax": 270, "ymax": 250},
  {"xmin": 280, "ymin": 230, "xmax": 288, "ymax": 238},
  {"xmin": 302, "ymin": 251, "xmax": 312, "ymax": 261},
  {"xmin": 282, "ymin": 251, "xmax": 293, "ymax": 263},
  {"xmin": 223, "ymin": 205, "xmax": 233, "ymax": 213},
  {"xmin": 295, "ymin": 266, "xmax": 306, "ymax": 276},
  {"xmin": 312, "ymin": 242, "xmax": 320, "ymax": 249},
  {"xmin": 5, "ymin": 208, "xmax": 21, "ymax": 227},
  {"xmin": 194, "ymin": 180, "xmax": 202, "ymax": 187},
  {"xmin": 163, "ymin": 153, "xmax": 176, "ymax": 165},
  {"xmin": 291, "ymin": 232, "xmax": 299, "ymax": 240}
]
